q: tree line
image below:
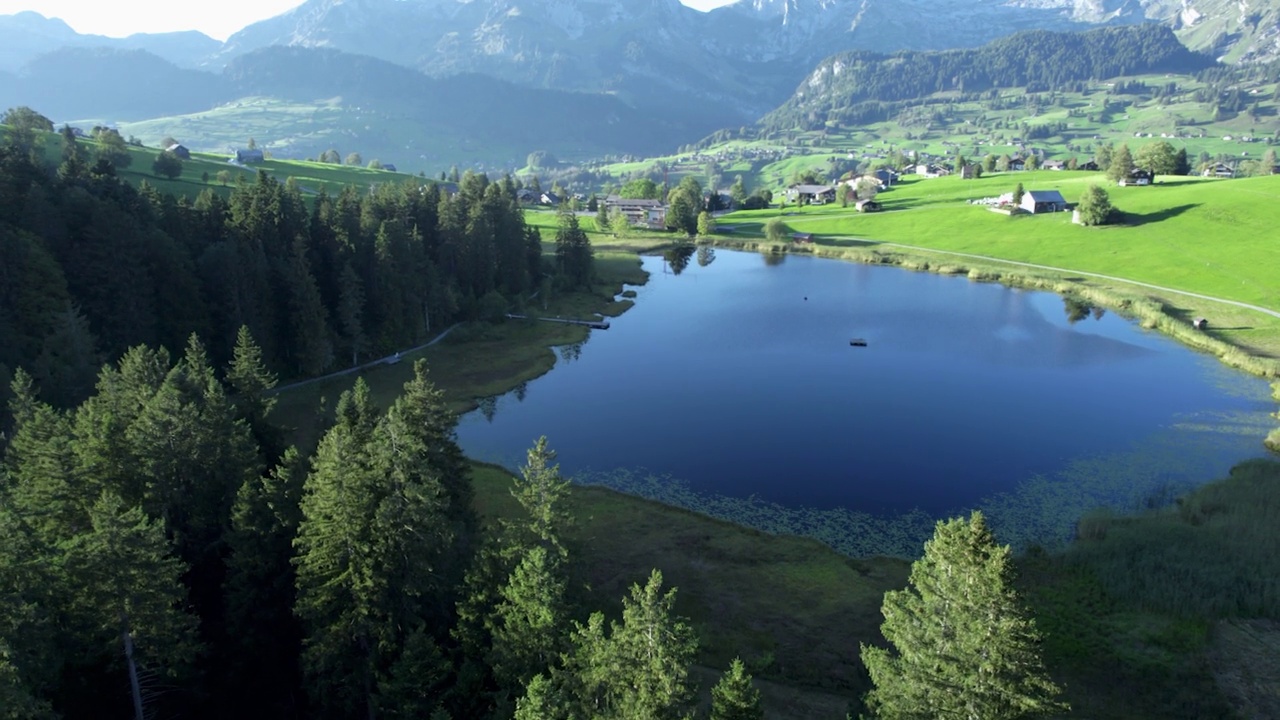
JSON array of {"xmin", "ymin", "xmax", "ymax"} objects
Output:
[{"xmin": 0, "ymin": 109, "xmax": 599, "ymax": 415}]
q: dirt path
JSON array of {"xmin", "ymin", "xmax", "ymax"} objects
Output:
[
  {"xmin": 836, "ymin": 238, "xmax": 1280, "ymax": 320},
  {"xmin": 272, "ymin": 323, "xmax": 461, "ymax": 395}
]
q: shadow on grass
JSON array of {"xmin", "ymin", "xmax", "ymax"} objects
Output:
[{"xmin": 1125, "ymin": 203, "xmax": 1199, "ymax": 225}]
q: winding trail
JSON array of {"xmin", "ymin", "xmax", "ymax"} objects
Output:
[
  {"xmin": 272, "ymin": 323, "xmax": 461, "ymax": 395},
  {"xmin": 833, "ymin": 237, "xmax": 1280, "ymax": 320}
]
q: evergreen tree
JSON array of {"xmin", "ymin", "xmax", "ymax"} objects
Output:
[
  {"xmin": 554, "ymin": 205, "xmax": 593, "ymax": 290},
  {"xmin": 564, "ymin": 570, "xmax": 698, "ymax": 720},
  {"xmin": 62, "ymin": 492, "xmax": 201, "ymax": 720},
  {"xmin": 710, "ymin": 658, "xmax": 763, "ymax": 720},
  {"xmin": 337, "ymin": 262, "xmax": 367, "ymax": 368},
  {"xmin": 226, "ymin": 324, "xmax": 277, "ymax": 430},
  {"xmin": 515, "ymin": 673, "xmax": 564, "ymax": 720},
  {"xmin": 860, "ymin": 512, "xmax": 1066, "ymax": 720},
  {"xmin": 510, "ymin": 436, "xmax": 571, "ymax": 557},
  {"xmin": 1107, "ymin": 144, "xmax": 1134, "ymax": 183},
  {"xmin": 295, "ymin": 364, "xmax": 470, "ymax": 718},
  {"xmin": 284, "ymin": 238, "xmax": 334, "ymax": 376},
  {"xmin": 489, "ymin": 546, "xmax": 567, "ymax": 705},
  {"xmin": 221, "ymin": 446, "xmax": 307, "ymax": 712}
]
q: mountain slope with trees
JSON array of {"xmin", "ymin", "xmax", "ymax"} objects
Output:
[{"xmin": 761, "ymin": 24, "xmax": 1216, "ymax": 132}]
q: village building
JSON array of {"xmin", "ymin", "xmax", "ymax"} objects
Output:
[
  {"xmin": 1118, "ymin": 169, "xmax": 1153, "ymax": 186},
  {"xmin": 1202, "ymin": 163, "xmax": 1235, "ymax": 178},
  {"xmin": 1020, "ymin": 190, "xmax": 1067, "ymax": 214},
  {"xmin": 1042, "ymin": 159, "xmax": 1066, "ymax": 171},
  {"xmin": 786, "ymin": 184, "xmax": 837, "ymax": 204},
  {"xmin": 603, "ymin": 196, "xmax": 666, "ymax": 229},
  {"xmin": 539, "ymin": 191, "xmax": 562, "ymax": 206},
  {"xmin": 165, "ymin": 143, "xmax": 190, "ymax": 160},
  {"xmin": 855, "ymin": 199, "xmax": 882, "ymax": 213},
  {"xmin": 235, "ymin": 148, "xmax": 264, "ymax": 164}
]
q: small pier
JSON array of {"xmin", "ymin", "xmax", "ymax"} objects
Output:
[{"xmin": 507, "ymin": 314, "xmax": 610, "ymax": 330}]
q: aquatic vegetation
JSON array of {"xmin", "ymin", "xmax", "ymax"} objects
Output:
[{"xmin": 567, "ymin": 424, "xmax": 1270, "ymax": 558}]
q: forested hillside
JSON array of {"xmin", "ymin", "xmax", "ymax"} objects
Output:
[
  {"xmin": 0, "ymin": 119, "xmax": 558, "ymax": 415},
  {"xmin": 763, "ymin": 24, "xmax": 1216, "ymax": 132}
]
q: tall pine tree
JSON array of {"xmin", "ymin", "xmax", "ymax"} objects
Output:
[{"xmin": 860, "ymin": 512, "xmax": 1066, "ymax": 720}]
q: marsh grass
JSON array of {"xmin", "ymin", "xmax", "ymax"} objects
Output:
[
  {"xmin": 470, "ymin": 462, "xmax": 908, "ymax": 699},
  {"xmin": 1066, "ymin": 459, "xmax": 1280, "ymax": 618}
]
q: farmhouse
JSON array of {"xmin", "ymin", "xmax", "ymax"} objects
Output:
[
  {"xmin": 382, "ymin": 163, "xmax": 397, "ymax": 172},
  {"xmin": 235, "ymin": 148, "xmax": 264, "ymax": 164},
  {"xmin": 855, "ymin": 199, "xmax": 881, "ymax": 213},
  {"xmin": 1020, "ymin": 190, "xmax": 1067, "ymax": 214},
  {"xmin": 1042, "ymin": 160, "xmax": 1066, "ymax": 171},
  {"xmin": 959, "ymin": 164, "xmax": 981, "ymax": 179},
  {"xmin": 1118, "ymin": 169, "xmax": 1153, "ymax": 186},
  {"xmin": 1008, "ymin": 156, "xmax": 1027, "ymax": 171},
  {"xmin": 786, "ymin": 184, "xmax": 837, "ymax": 204},
  {"xmin": 914, "ymin": 164, "xmax": 949, "ymax": 178},
  {"xmin": 791, "ymin": 233, "xmax": 814, "ymax": 243},
  {"xmin": 1078, "ymin": 160, "xmax": 1100, "ymax": 171},
  {"xmin": 539, "ymin": 191, "xmax": 562, "ymax": 206},
  {"xmin": 165, "ymin": 143, "xmax": 190, "ymax": 160},
  {"xmin": 1202, "ymin": 163, "xmax": 1235, "ymax": 178}
]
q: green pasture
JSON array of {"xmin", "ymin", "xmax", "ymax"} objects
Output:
[{"xmin": 719, "ymin": 172, "xmax": 1280, "ymax": 314}]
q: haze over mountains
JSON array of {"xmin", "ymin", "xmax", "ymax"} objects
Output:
[{"xmin": 1, "ymin": 0, "xmax": 1278, "ymax": 169}]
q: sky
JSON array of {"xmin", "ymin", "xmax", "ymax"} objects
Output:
[{"xmin": 1, "ymin": 0, "xmax": 738, "ymax": 42}]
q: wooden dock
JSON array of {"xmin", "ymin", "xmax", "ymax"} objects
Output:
[{"xmin": 507, "ymin": 314, "xmax": 610, "ymax": 330}]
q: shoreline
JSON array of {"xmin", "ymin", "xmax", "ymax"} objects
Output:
[{"xmin": 707, "ymin": 236, "xmax": 1280, "ymax": 380}]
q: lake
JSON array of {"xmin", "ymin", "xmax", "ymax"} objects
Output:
[{"xmin": 457, "ymin": 248, "xmax": 1274, "ymax": 554}]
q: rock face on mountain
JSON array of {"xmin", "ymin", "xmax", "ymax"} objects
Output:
[
  {"xmin": 0, "ymin": 11, "xmax": 220, "ymax": 72},
  {"xmin": 5, "ymin": 0, "xmax": 1280, "ymax": 128},
  {"xmin": 216, "ymin": 0, "xmax": 1102, "ymax": 119}
]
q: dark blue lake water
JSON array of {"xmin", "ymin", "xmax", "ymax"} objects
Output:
[{"xmin": 457, "ymin": 248, "xmax": 1273, "ymax": 553}]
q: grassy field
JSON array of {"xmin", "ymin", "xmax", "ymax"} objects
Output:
[
  {"xmin": 711, "ymin": 171, "xmax": 1280, "ymax": 363},
  {"xmin": 37, "ymin": 128, "xmax": 427, "ymax": 200}
]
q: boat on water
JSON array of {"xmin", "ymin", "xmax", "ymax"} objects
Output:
[{"xmin": 849, "ymin": 338, "xmax": 868, "ymax": 347}]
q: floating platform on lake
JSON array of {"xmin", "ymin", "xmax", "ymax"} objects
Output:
[{"xmin": 849, "ymin": 338, "xmax": 868, "ymax": 347}]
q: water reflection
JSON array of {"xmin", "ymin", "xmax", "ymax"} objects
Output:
[
  {"xmin": 558, "ymin": 337, "xmax": 588, "ymax": 362},
  {"xmin": 696, "ymin": 244, "xmax": 716, "ymax": 268},
  {"xmin": 1063, "ymin": 295, "xmax": 1106, "ymax": 324},
  {"xmin": 477, "ymin": 395, "xmax": 498, "ymax": 423},
  {"xmin": 762, "ymin": 248, "xmax": 786, "ymax": 266},
  {"xmin": 664, "ymin": 244, "xmax": 696, "ymax": 275}
]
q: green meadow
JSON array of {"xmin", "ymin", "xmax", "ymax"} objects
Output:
[{"xmin": 713, "ymin": 172, "xmax": 1280, "ymax": 361}]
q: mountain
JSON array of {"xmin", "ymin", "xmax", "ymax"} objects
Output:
[
  {"xmin": 757, "ymin": 23, "xmax": 1217, "ymax": 132},
  {"xmin": 0, "ymin": 11, "xmax": 220, "ymax": 71},
  {"xmin": 0, "ymin": 44, "xmax": 679, "ymax": 169},
  {"xmin": 0, "ymin": 47, "xmax": 228, "ymax": 121}
]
